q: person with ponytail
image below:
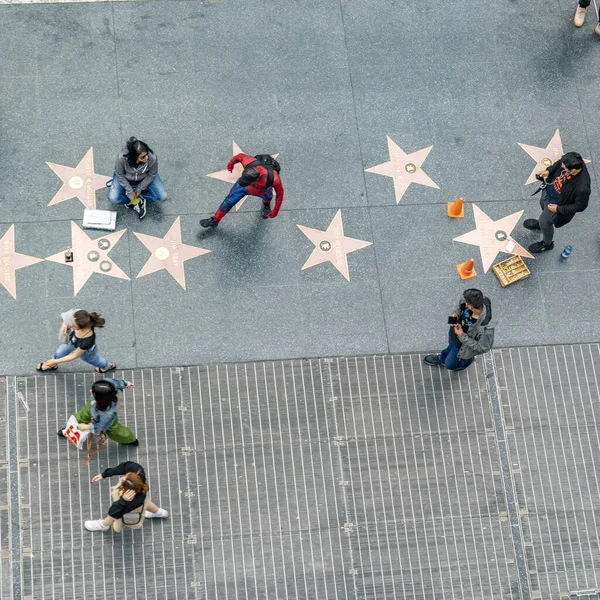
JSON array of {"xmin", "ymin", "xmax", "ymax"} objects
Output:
[
  {"xmin": 84, "ymin": 461, "xmax": 169, "ymax": 532},
  {"xmin": 37, "ymin": 310, "xmax": 116, "ymax": 373},
  {"xmin": 58, "ymin": 378, "xmax": 138, "ymax": 445},
  {"xmin": 107, "ymin": 136, "xmax": 167, "ymax": 220}
]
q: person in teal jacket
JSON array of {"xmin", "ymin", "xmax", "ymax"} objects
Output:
[{"xmin": 58, "ymin": 378, "xmax": 138, "ymax": 445}]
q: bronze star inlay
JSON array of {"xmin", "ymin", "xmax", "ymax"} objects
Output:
[
  {"xmin": 46, "ymin": 222, "xmax": 129, "ymax": 295},
  {"xmin": 297, "ymin": 210, "xmax": 372, "ymax": 281},
  {"xmin": 518, "ymin": 129, "xmax": 591, "ymax": 185},
  {"xmin": 133, "ymin": 217, "xmax": 211, "ymax": 290},
  {"xmin": 46, "ymin": 147, "xmax": 111, "ymax": 210},
  {"xmin": 365, "ymin": 136, "xmax": 439, "ymax": 203},
  {"xmin": 206, "ymin": 141, "xmax": 279, "ymax": 211},
  {"xmin": 0, "ymin": 225, "xmax": 44, "ymax": 299},
  {"xmin": 453, "ymin": 204, "xmax": 533, "ymax": 273}
]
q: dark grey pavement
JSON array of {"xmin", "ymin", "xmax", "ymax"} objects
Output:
[
  {"xmin": 2, "ymin": 346, "xmax": 600, "ymax": 599},
  {"xmin": 0, "ymin": 0, "xmax": 600, "ymax": 375}
]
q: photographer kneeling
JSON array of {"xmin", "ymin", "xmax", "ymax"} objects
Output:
[{"xmin": 424, "ymin": 289, "xmax": 495, "ymax": 371}]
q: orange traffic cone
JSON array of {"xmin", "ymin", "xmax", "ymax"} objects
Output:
[
  {"xmin": 447, "ymin": 197, "xmax": 464, "ymax": 218},
  {"xmin": 456, "ymin": 258, "xmax": 477, "ymax": 280}
]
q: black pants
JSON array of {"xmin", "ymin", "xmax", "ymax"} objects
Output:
[{"xmin": 579, "ymin": 0, "xmax": 599, "ymax": 20}]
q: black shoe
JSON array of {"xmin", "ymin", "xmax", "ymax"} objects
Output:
[
  {"xmin": 57, "ymin": 429, "xmax": 65, "ymax": 438},
  {"xmin": 134, "ymin": 197, "xmax": 147, "ymax": 220},
  {"xmin": 200, "ymin": 217, "xmax": 218, "ymax": 228},
  {"xmin": 262, "ymin": 202, "xmax": 271, "ymax": 219},
  {"xmin": 528, "ymin": 240, "xmax": 554, "ymax": 253},
  {"xmin": 124, "ymin": 439, "xmax": 139, "ymax": 446},
  {"xmin": 523, "ymin": 219, "xmax": 541, "ymax": 231},
  {"xmin": 125, "ymin": 202, "xmax": 134, "ymax": 209},
  {"xmin": 424, "ymin": 354, "xmax": 443, "ymax": 366}
]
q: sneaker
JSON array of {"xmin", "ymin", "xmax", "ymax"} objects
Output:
[
  {"xmin": 424, "ymin": 354, "xmax": 443, "ymax": 366},
  {"xmin": 200, "ymin": 217, "xmax": 218, "ymax": 228},
  {"xmin": 125, "ymin": 202, "xmax": 134, "ymax": 209},
  {"xmin": 262, "ymin": 202, "xmax": 271, "ymax": 219},
  {"xmin": 84, "ymin": 519, "xmax": 110, "ymax": 532},
  {"xmin": 574, "ymin": 5, "xmax": 587, "ymax": 26},
  {"xmin": 523, "ymin": 219, "xmax": 541, "ymax": 231},
  {"xmin": 133, "ymin": 197, "xmax": 147, "ymax": 220},
  {"xmin": 145, "ymin": 508, "xmax": 169, "ymax": 519},
  {"xmin": 57, "ymin": 429, "xmax": 65, "ymax": 438},
  {"xmin": 528, "ymin": 240, "xmax": 554, "ymax": 253}
]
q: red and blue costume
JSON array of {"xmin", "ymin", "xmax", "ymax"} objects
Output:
[{"xmin": 213, "ymin": 153, "xmax": 285, "ymax": 222}]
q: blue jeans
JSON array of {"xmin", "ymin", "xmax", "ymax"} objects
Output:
[
  {"xmin": 107, "ymin": 173, "xmax": 167, "ymax": 205},
  {"xmin": 439, "ymin": 329, "xmax": 473, "ymax": 371},
  {"xmin": 218, "ymin": 181, "xmax": 273, "ymax": 213},
  {"xmin": 53, "ymin": 343, "xmax": 110, "ymax": 370}
]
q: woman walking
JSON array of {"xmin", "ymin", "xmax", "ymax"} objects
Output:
[
  {"xmin": 84, "ymin": 461, "xmax": 169, "ymax": 532},
  {"xmin": 107, "ymin": 136, "xmax": 167, "ymax": 220},
  {"xmin": 58, "ymin": 378, "xmax": 139, "ymax": 446},
  {"xmin": 37, "ymin": 310, "xmax": 116, "ymax": 374}
]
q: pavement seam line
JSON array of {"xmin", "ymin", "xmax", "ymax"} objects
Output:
[
  {"xmin": 7, "ymin": 376, "xmax": 23, "ymax": 600},
  {"xmin": 483, "ymin": 352, "xmax": 532, "ymax": 600}
]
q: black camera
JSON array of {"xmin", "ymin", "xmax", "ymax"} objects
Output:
[{"xmin": 448, "ymin": 316, "xmax": 458, "ymax": 325}]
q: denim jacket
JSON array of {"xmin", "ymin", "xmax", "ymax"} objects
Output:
[{"xmin": 89, "ymin": 379, "xmax": 127, "ymax": 434}]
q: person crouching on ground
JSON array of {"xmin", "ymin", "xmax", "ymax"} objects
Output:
[
  {"xmin": 108, "ymin": 136, "xmax": 167, "ymax": 220},
  {"xmin": 424, "ymin": 288, "xmax": 495, "ymax": 371},
  {"xmin": 84, "ymin": 461, "xmax": 168, "ymax": 532},
  {"xmin": 58, "ymin": 378, "xmax": 139, "ymax": 446}
]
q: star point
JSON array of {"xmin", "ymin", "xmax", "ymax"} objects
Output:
[
  {"xmin": 297, "ymin": 209, "xmax": 372, "ymax": 281},
  {"xmin": 46, "ymin": 147, "xmax": 111, "ymax": 210},
  {"xmin": 365, "ymin": 136, "xmax": 439, "ymax": 204},
  {"xmin": 46, "ymin": 222, "xmax": 129, "ymax": 295},
  {"xmin": 454, "ymin": 204, "xmax": 533, "ymax": 273},
  {"xmin": 0, "ymin": 225, "xmax": 44, "ymax": 299},
  {"xmin": 133, "ymin": 216, "xmax": 211, "ymax": 290},
  {"xmin": 206, "ymin": 141, "xmax": 279, "ymax": 211}
]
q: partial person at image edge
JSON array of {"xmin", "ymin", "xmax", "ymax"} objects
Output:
[
  {"xmin": 107, "ymin": 137, "xmax": 167, "ymax": 220},
  {"xmin": 424, "ymin": 289, "xmax": 495, "ymax": 371},
  {"xmin": 524, "ymin": 152, "xmax": 591, "ymax": 253},
  {"xmin": 574, "ymin": 0, "xmax": 600, "ymax": 34}
]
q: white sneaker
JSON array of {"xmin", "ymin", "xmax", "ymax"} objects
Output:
[
  {"xmin": 574, "ymin": 5, "xmax": 587, "ymax": 26},
  {"xmin": 85, "ymin": 519, "xmax": 110, "ymax": 532},
  {"xmin": 145, "ymin": 508, "xmax": 169, "ymax": 519}
]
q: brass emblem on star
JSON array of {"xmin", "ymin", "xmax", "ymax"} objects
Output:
[
  {"xmin": 134, "ymin": 217, "xmax": 211, "ymax": 290},
  {"xmin": 46, "ymin": 147, "xmax": 111, "ymax": 210},
  {"xmin": 297, "ymin": 210, "xmax": 372, "ymax": 281},
  {"xmin": 46, "ymin": 222, "xmax": 129, "ymax": 295},
  {"xmin": 454, "ymin": 205, "xmax": 533, "ymax": 273},
  {"xmin": 98, "ymin": 239, "xmax": 111, "ymax": 250},
  {"xmin": 518, "ymin": 129, "xmax": 591, "ymax": 185},
  {"xmin": 365, "ymin": 136, "xmax": 439, "ymax": 204},
  {"xmin": 206, "ymin": 141, "xmax": 279, "ymax": 211}
]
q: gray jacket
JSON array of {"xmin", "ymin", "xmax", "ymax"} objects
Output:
[
  {"xmin": 115, "ymin": 150, "xmax": 158, "ymax": 198},
  {"xmin": 456, "ymin": 298, "xmax": 495, "ymax": 360}
]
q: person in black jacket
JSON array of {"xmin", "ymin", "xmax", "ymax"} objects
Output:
[
  {"xmin": 84, "ymin": 461, "xmax": 169, "ymax": 532},
  {"xmin": 524, "ymin": 152, "xmax": 591, "ymax": 253}
]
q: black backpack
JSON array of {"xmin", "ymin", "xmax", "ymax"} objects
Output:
[{"xmin": 241, "ymin": 154, "xmax": 281, "ymax": 188}]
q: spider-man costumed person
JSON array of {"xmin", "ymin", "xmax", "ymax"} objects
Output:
[{"xmin": 200, "ymin": 153, "xmax": 284, "ymax": 228}]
